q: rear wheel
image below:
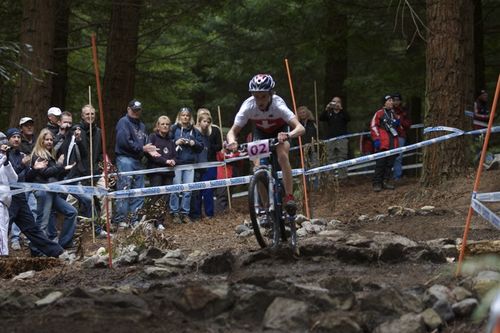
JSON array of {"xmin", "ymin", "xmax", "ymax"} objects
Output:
[{"xmin": 248, "ymin": 170, "xmax": 275, "ymax": 248}]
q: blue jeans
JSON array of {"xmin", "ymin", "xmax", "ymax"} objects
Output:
[
  {"xmin": 34, "ymin": 191, "xmax": 77, "ymax": 248},
  {"xmin": 26, "ymin": 191, "xmax": 37, "ymax": 220},
  {"xmin": 10, "ymin": 223, "xmax": 21, "ymax": 243},
  {"xmin": 170, "ymin": 168, "xmax": 194, "ymax": 215},
  {"xmin": 114, "ymin": 155, "xmax": 145, "ymax": 224},
  {"xmin": 393, "ymin": 137, "xmax": 406, "ymax": 180},
  {"xmin": 192, "ymin": 167, "xmax": 216, "ymax": 217}
]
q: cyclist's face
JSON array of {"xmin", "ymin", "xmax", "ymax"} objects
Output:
[{"xmin": 252, "ymin": 92, "xmax": 272, "ymax": 111}]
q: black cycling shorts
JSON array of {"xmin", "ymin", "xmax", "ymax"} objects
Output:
[{"xmin": 252, "ymin": 125, "xmax": 289, "ymax": 141}]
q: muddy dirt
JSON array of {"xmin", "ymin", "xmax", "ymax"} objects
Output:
[{"xmin": 1, "ymin": 169, "xmax": 499, "ymax": 332}]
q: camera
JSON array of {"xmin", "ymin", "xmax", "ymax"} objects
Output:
[{"xmin": 383, "ymin": 118, "xmax": 398, "ymax": 137}]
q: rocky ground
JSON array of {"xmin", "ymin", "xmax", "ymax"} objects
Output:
[{"xmin": 1, "ymin": 169, "xmax": 500, "ymax": 333}]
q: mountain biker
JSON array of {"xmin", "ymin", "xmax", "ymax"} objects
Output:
[{"xmin": 226, "ymin": 74, "xmax": 305, "ymax": 210}]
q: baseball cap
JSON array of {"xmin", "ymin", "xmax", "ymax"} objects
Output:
[
  {"xmin": 47, "ymin": 107, "xmax": 62, "ymax": 117},
  {"xmin": 19, "ymin": 117, "xmax": 34, "ymax": 126},
  {"xmin": 128, "ymin": 99, "xmax": 142, "ymax": 111},
  {"xmin": 392, "ymin": 92, "xmax": 402, "ymax": 100},
  {"xmin": 382, "ymin": 94, "xmax": 393, "ymax": 104},
  {"xmin": 6, "ymin": 128, "xmax": 21, "ymax": 139}
]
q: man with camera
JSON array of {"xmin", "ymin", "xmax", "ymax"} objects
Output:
[
  {"xmin": 319, "ymin": 96, "xmax": 350, "ymax": 178},
  {"xmin": 370, "ymin": 94, "xmax": 400, "ymax": 192}
]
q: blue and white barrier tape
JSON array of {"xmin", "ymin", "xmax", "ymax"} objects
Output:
[
  {"xmin": 52, "ymin": 161, "xmax": 225, "ymax": 186},
  {"xmin": 475, "ymin": 192, "xmax": 500, "ymax": 202},
  {"xmin": 5, "ymin": 125, "xmax": 499, "ymax": 199},
  {"xmin": 10, "ymin": 182, "xmax": 107, "ymax": 197},
  {"xmin": 107, "ymin": 175, "xmax": 253, "ymax": 199},
  {"xmin": 471, "ymin": 198, "xmax": 500, "ymax": 229}
]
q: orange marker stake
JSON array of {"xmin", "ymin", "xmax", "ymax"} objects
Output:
[
  {"xmin": 456, "ymin": 73, "xmax": 500, "ymax": 276},
  {"xmin": 285, "ymin": 58, "xmax": 311, "ymax": 219}
]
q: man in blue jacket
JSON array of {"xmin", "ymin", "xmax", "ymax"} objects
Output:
[{"xmin": 114, "ymin": 100, "xmax": 159, "ymax": 227}]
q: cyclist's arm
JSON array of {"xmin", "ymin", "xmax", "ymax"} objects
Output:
[
  {"xmin": 227, "ymin": 124, "xmax": 242, "ymax": 149},
  {"xmin": 286, "ymin": 117, "xmax": 305, "ymax": 139}
]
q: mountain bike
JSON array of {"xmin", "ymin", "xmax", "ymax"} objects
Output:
[{"xmin": 242, "ymin": 138, "xmax": 298, "ymax": 254}]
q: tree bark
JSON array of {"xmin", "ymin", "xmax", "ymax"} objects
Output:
[
  {"xmin": 473, "ymin": 0, "xmax": 485, "ymax": 95},
  {"xmin": 51, "ymin": 0, "xmax": 70, "ymax": 109},
  {"xmin": 421, "ymin": 0, "xmax": 474, "ymax": 186},
  {"xmin": 102, "ymin": 0, "xmax": 142, "ymax": 157},
  {"xmin": 322, "ymin": 3, "xmax": 347, "ymax": 139},
  {"xmin": 12, "ymin": 0, "xmax": 57, "ymax": 128}
]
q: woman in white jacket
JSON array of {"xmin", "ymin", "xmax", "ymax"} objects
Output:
[{"xmin": 0, "ymin": 132, "xmax": 18, "ymax": 256}]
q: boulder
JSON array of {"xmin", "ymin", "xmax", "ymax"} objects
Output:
[
  {"xmin": 312, "ymin": 311, "xmax": 362, "ymax": 333},
  {"xmin": 420, "ymin": 308, "xmax": 443, "ymax": 330},
  {"xmin": 35, "ymin": 291, "xmax": 64, "ymax": 307},
  {"xmin": 200, "ymin": 250, "xmax": 235, "ymax": 275},
  {"xmin": 262, "ymin": 297, "xmax": 309, "ymax": 331},
  {"xmin": 373, "ymin": 313, "xmax": 425, "ymax": 333},
  {"xmin": 452, "ymin": 298, "xmax": 478, "ymax": 317},
  {"xmin": 173, "ymin": 283, "xmax": 234, "ymax": 319},
  {"xmin": 472, "ymin": 271, "xmax": 500, "ymax": 296}
]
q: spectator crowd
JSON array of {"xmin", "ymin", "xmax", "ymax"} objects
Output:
[{"xmin": 0, "ymin": 87, "xmax": 491, "ymax": 258}]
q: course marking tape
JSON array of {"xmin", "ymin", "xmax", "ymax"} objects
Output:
[{"xmin": 471, "ymin": 198, "xmax": 500, "ymax": 229}]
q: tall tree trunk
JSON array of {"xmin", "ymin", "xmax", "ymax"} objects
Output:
[
  {"xmin": 323, "ymin": 4, "xmax": 347, "ymax": 102},
  {"xmin": 102, "ymin": 0, "xmax": 142, "ymax": 157},
  {"xmin": 473, "ymin": 0, "xmax": 485, "ymax": 95},
  {"xmin": 12, "ymin": 0, "xmax": 57, "ymax": 128},
  {"xmin": 421, "ymin": 0, "xmax": 474, "ymax": 186},
  {"xmin": 51, "ymin": 0, "xmax": 70, "ymax": 109},
  {"xmin": 322, "ymin": 4, "xmax": 347, "ymax": 139}
]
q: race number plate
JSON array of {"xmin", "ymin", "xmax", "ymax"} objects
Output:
[{"xmin": 247, "ymin": 139, "xmax": 271, "ymax": 160}]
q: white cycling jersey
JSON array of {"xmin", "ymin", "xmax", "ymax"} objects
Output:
[{"xmin": 234, "ymin": 95, "xmax": 295, "ymax": 134}]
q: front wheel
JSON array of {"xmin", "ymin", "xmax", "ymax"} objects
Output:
[{"xmin": 248, "ymin": 170, "xmax": 275, "ymax": 248}]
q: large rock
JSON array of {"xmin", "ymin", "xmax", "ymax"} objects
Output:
[
  {"xmin": 143, "ymin": 266, "xmax": 179, "ymax": 279},
  {"xmin": 359, "ymin": 287, "xmax": 423, "ymax": 316},
  {"xmin": 172, "ymin": 283, "xmax": 234, "ymax": 319},
  {"xmin": 291, "ymin": 283, "xmax": 355, "ymax": 311},
  {"xmin": 262, "ymin": 297, "xmax": 309, "ymax": 331},
  {"xmin": 452, "ymin": 298, "xmax": 478, "ymax": 317},
  {"xmin": 420, "ymin": 308, "xmax": 443, "ymax": 330},
  {"xmin": 432, "ymin": 299, "xmax": 455, "ymax": 322},
  {"xmin": 200, "ymin": 250, "xmax": 235, "ymax": 275},
  {"xmin": 312, "ymin": 311, "xmax": 362, "ymax": 333},
  {"xmin": 451, "ymin": 286, "xmax": 473, "ymax": 301},
  {"xmin": 35, "ymin": 291, "xmax": 64, "ymax": 307},
  {"xmin": 472, "ymin": 271, "xmax": 500, "ymax": 296},
  {"xmin": 373, "ymin": 313, "xmax": 425, "ymax": 333},
  {"xmin": 423, "ymin": 284, "xmax": 454, "ymax": 306}
]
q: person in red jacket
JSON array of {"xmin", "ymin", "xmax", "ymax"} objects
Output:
[
  {"xmin": 473, "ymin": 90, "xmax": 489, "ymax": 130},
  {"xmin": 392, "ymin": 93, "xmax": 412, "ymax": 180},
  {"xmin": 370, "ymin": 94, "xmax": 400, "ymax": 192}
]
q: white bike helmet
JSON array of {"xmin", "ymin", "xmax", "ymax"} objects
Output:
[{"xmin": 248, "ymin": 74, "xmax": 275, "ymax": 92}]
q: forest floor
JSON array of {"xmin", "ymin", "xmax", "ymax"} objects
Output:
[{"xmin": 1, "ymin": 168, "xmax": 500, "ymax": 332}]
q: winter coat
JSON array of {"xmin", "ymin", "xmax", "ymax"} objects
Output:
[
  {"xmin": 147, "ymin": 132, "xmax": 176, "ymax": 177},
  {"xmin": 393, "ymin": 106, "xmax": 412, "ymax": 138},
  {"xmin": 114, "ymin": 114, "xmax": 148, "ymax": 159},
  {"xmin": 79, "ymin": 121, "xmax": 103, "ymax": 175},
  {"xmin": 170, "ymin": 124, "xmax": 203, "ymax": 165},
  {"xmin": 29, "ymin": 153, "xmax": 68, "ymax": 184},
  {"xmin": 319, "ymin": 109, "xmax": 350, "ymax": 139},
  {"xmin": 370, "ymin": 108, "xmax": 400, "ymax": 151}
]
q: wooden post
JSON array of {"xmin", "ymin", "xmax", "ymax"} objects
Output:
[{"xmin": 217, "ymin": 106, "xmax": 232, "ymax": 210}]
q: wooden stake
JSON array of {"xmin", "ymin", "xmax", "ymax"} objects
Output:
[
  {"xmin": 91, "ymin": 33, "xmax": 113, "ymax": 269},
  {"xmin": 89, "ymin": 86, "xmax": 96, "ymax": 243}
]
